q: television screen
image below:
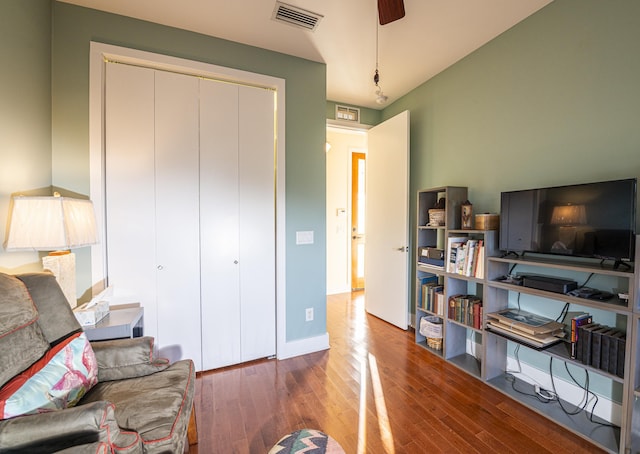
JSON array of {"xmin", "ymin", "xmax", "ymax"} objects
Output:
[{"xmin": 500, "ymin": 178, "xmax": 637, "ymax": 264}]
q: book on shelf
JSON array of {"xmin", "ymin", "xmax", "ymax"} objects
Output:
[
  {"xmin": 446, "ymin": 236, "xmax": 485, "ymax": 278},
  {"xmin": 563, "ymin": 312, "xmax": 592, "ymax": 359},
  {"xmin": 591, "ymin": 327, "xmax": 616, "ymax": 369},
  {"xmin": 575, "ymin": 322, "xmax": 597, "ymax": 362},
  {"xmin": 447, "ymin": 237, "xmax": 467, "ymax": 273},
  {"xmin": 579, "ymin": 323, "xmax": 602, "ymax": 366},
  {"xmin": 485, "ymin": 319, "xmax": 563, "ymax": 349},
  {"xmin": 422, "ymin": 283, "xmax": 444, "ymax": 314},
  {"xmin": 447, "ymin": 294, "xmax": 482, "ymax": 329},
  {"xmin": 487, "ymin": 309, "xmax": 564, "ymax": 336},
  {"xmin": 417, "ymin": 275, "xmax": 439, "ymax": 310}
]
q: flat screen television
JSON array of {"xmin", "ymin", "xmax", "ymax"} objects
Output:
[{"xmin": 500, "ymin": 178, "xmax": 637, "ymax": 266}]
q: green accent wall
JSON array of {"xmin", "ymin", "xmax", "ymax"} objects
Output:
[
  {"xmin": 0, "ymin": 1, "xmax": 327, "ymax": 343},
  {"xmin": 384, "ymin": 0, "xmax": 640, "ymax": 218},
  {"xmin": 0, "ymin": 0, "xmax": 52, "ymax": 274},
  {"xmin": 379, "ymin": 0, "xmax": 640, "ymax": 397}
]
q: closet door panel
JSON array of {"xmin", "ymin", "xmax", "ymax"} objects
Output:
[
  {"xmin": 239, "ymin": 86, "xmax": 276, "ymax": 362},
  {"xmin": 154, "ymin": 71, "xmax": 202, "ymax": 370},
  {"xmin": 104, "ymin": 63, "xmax": 158, "ymax": 339},
  {"xmin": 199, "ymin": 79, "xmax": 242, "ymax": 370}
]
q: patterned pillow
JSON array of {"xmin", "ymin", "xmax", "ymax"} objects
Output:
[
  {"xmin": 269, "ymin": 429, "xmax": 345, "ymax": 454},
  {"xmin": 0, "ymin": 332, "xmax": 98, "ymax": 419}
]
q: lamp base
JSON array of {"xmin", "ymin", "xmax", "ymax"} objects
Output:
[{"xmin": 42, "ymin": 252, "xmax": 76, "ymax": 308}]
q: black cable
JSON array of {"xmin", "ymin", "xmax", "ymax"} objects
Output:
[
  {"xmin": 557, "ymin": 302, "xmax": 569, "ymax": 323},
  {"xmin": 579, "ymin": 272, "xmax": 595, "ymax": 288}
]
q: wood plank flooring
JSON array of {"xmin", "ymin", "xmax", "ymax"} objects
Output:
[{"xmin": 190, "ymin": 292, "xmax": 605, "ymax": 453}]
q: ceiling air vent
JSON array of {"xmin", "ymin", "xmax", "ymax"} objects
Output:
[
  {"xmin": 272, "ymin": 2, "xmax": 323, "ymax": 31},
  {"xmin": 336, "ymin": 105, "xmax": 360, "ymax": 123}
]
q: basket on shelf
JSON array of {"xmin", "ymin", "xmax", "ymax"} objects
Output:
[
  {"xmin": 428, "ymin": 209, "xmax": 445, "ymax": 226},
  {"xmin": 419, "ymin": 316, "xmax": 443, "ymax": 351}
]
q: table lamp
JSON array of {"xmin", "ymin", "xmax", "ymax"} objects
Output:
[{"xmin": 4, "ymin": 192, "xmax": 98, "ymax": 308}]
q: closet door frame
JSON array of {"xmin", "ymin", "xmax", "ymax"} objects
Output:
[{"xmin": 88, "ymin": 42, "xmax": 286, "ymax": 359}]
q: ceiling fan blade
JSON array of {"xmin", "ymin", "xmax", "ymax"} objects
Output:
[{"xmin": 378, "ymin": 0, "xmax": 405, "ymax": 25}]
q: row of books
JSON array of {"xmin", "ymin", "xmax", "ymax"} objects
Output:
[
  {"xmin": 419, "ymin": 279, "xmax": 445, "ymax": 316},
  {"xmin": 448, "ymin": 295, "xmax": 482, "ymax": 329},
  {"xmin": 447, "ymin": 237, "xmax": 485, "ymax": 278},
  {"xmin": 574, "ymin": 321, "xmax": 626, "ymax": 378}
]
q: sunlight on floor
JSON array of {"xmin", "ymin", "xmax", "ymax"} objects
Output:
[{"xmin": 357, "ymin": 352, "xmax": 396, "ymax": 454}]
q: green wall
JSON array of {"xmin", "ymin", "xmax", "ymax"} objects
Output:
[
  {"xmin": 379, "ymin": 0, "xmax": 640, "ymax": 398},
  {"xmin": 0, "ymin": 0, "xmax": 52, "ymax": 273},
  {"xmin": 384, "ymin": 0, "xmax": 640, "ymax": 217},
  {"xmin": 0, "ymin": 1, "xmax": 328, "ymax": 343}
]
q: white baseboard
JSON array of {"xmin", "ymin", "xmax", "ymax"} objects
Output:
[{"xmin": 277, "ymin": 332, "xmax": 330, "ymax": 360}]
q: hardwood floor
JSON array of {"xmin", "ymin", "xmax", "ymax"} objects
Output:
[{"xmin": 190, "ymin": 292, "xmax": 605, "ymax": 453}]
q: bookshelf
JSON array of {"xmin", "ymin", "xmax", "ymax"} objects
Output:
[
  {"xmin": 484, "ymin": 253, "xmax": 636, "ymax": 453},
  {"xmin": 444, "ymin": 230, "xmax": 497, "ymax": 379},
  {"xmin": 415, "ymin": 186, "xmax": 467, "ymax": 357},
  {"xmin": 413, "ymin": 185, "xmax": 640, "ymax": 454}
]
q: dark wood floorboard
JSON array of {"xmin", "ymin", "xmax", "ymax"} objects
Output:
[{"xmin": 189, "ymin": 291, "xmax": 605, "ymax": 453}]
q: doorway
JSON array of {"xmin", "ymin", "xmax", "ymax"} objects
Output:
[
  {"xmin": 351, "ymin": 152, "xmax": 366, "ymax": 290},
  {"xmin": 326, "ymin": 124, "xmax": 368, "ymax": 295}
]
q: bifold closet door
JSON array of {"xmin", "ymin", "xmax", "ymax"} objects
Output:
[
  {"xmin": 200, "ymin": 80, "xmax": 276, "ymax": 369},
  {"xmin": 153, "ymin": 71, "xmax": 201, "ymax": 369},
  {"xmin": 104, "ymin": 62, "xmax": 158, "ymax": 348},
  {"xmin": 105, "ymin": 64, "xmax": 202, "ymax": 370}
]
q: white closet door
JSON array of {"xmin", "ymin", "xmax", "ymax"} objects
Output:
[
  {"xmin": 104, "ymin": 63, "xmax": 158, "ymax": 340},
  {"xmin": 238, "ymin": 86, "xmax": 276, "ymax": 362},
  {"xmin": 154, "ymin": 71, "xmax": 202, "ymax": 369},
  {"xmin": 200, "ymin": 79, "xmax": 242, "ymax": 369}
]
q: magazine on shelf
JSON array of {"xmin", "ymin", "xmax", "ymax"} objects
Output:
[
  {"xmin": 487, "ymin": 309, "xmax": 564, "ymax": 335},
  {"xmin": 485, "ymin": 320, "xmax": 564, "ymax": 349}
]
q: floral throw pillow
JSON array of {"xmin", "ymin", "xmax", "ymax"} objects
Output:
[{"xmin": 0, "ymin": 332, "xmax": 98, "ymax": 419}]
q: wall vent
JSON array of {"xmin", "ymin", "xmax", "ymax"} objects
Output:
[
  {"xmin": 272, "ymin": 2, "xmax": 323, "ymax": 31},
  {"xmin": 336, "ymin": 105, "xmax": 360, "ymax": 123}
]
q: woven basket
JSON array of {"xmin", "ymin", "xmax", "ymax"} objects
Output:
[
  {"xmin": 419, "ymin": 316, "xmax": 443, "ymax": 351},
  {"xmin": 428, "ymin": 209, "xmax": 445, "ymax": 226}
]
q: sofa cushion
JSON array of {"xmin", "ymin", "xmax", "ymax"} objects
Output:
[
  {"xmin": 15, "ymin": 272, "xmax": 82, "ymax": 346},
  {"xmin": 0, "ymin": 332, "xmax": 98, "ymax": 419},
  {"xmin": 82, "ymin": 359, "xmax": 195, "ymax": 453},
  {"xmin": 0, "ymin": 273, "xmax": 50, "ymax": 388}
]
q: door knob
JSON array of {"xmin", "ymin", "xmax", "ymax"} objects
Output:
[
  {"xmin": 157, "ymin": 265, "xmax": 164, "ymax": 270},
  {"xmin": 396, "ymin": 246, "xmax": 408, "ymax": 252}
]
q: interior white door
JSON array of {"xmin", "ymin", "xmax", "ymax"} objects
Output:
[
  {"xmin": 364, "ymin": 110, "xmax": 410, "ymax": 329},
  {"xmin": 238, "ymin": 86, "xmax": 276, "ymax": 362},
  {"xmin": 200, "ymin": 79, "xmax": 242, "ymax": 369},
  {"xmin": 104, "ymin": 63, "xmax": 158, "ymax": 343},
  {"xmin": 154, "ymin": 71, "xmax": 202, "ymax": 368}
]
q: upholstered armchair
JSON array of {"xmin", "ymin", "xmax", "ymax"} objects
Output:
[{"xmin": 0, "ymin": 271, "xmax": 197, "ymax": 453}]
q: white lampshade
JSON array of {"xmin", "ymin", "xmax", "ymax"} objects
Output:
[
  {"xmin": 5, "ymin": 195, "xmax": 98, "ymax": 251},
  {"xmin": 4, "ymin": 194, "xmax": 98, "ymax": 308}
]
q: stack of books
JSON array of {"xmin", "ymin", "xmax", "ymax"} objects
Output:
[
  {"xmin": 447, "ymin": 295, "xmax": 482, "ymax": 329},
  {"xmin": 447, "ymin": 237, "xmax": 485, "ymax": 278},
  {"xmin": 575, "ymin": 322, "xmax": 626, "ymax": 378},
  {"xmin": 486, "ymin": 309, "xmax": 565, "ymax": 348}
]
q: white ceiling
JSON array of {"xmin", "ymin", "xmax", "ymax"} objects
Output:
[{"xmin": 58, "ymin": 0, "xmax": 552, "ymax": 110}]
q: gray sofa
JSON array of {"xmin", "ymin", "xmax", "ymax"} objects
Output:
[{"xmin": 0, "ymin": 271, "xmax": 197, "ymax": 453}]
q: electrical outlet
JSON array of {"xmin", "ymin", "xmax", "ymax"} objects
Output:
[{"xmin": 305, "ymin": 307, "xmax": 314, "ymax": 322}]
